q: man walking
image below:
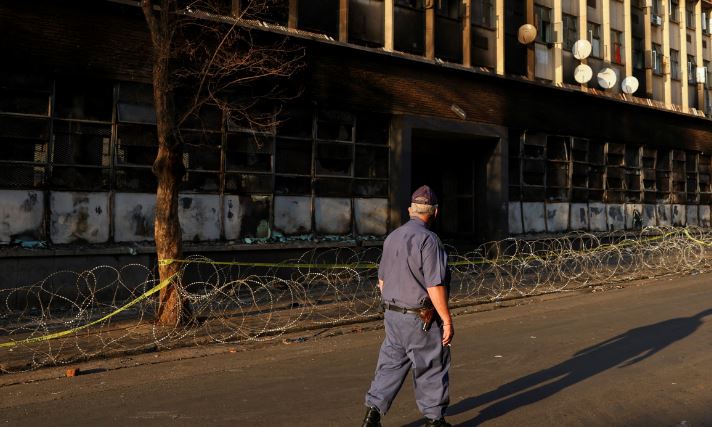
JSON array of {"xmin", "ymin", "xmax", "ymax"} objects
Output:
[{"xmin": 362, "ymin": 185, "xmax": 453, "ymax": 427}]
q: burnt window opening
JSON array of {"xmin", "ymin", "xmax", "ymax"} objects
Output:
[
  {"xmin": 508, "ymin": 130, "xmax": 522, "ymax": 201},
  {"xmin": 225, "ymin": 173, "xmax": 273, "ymax": 193},
  {"xmin": 54, "ymin": 78, "xmax": 113, "ymax": 121},
  {"xmin": 355, "ymin": 145, "xmax": 388, "ymax": 178},
  {"xmin": 656, "ymin": 149, "xmax": 671, "ymax": 202},
  {"xmin": 395, "ymin": 0, "xmax": 425, "ymax": 55},
  {"xmin": 117, "ymin": 82, "xmax": 156, "ymax": 125},
  {"xmin": 52, "ymin": 121, "xmax": 111, "ymax": 167},
  {"xmin": 0, "ymin": 72, "xmax": 51, "ymax": 116},
  {"xmin": 316, "ymin": 142, "xmax": 353, "ymax": 176},
  {"xmin": 181, "ymin": 170, "xmax": 221, "ymax": 192},
  {"xmin": 226, "ymin": 132, "xmax": 273, "ymax": 173},
  {"xmin": 520, "ymin": 132, "xmax": 546, "ymax": 201},
  {"xmin": 349, "ymin": 0, "xmax": 385, "ymax": 47},
  {"xmin": 314, "ymin": 177, "xmax": 352, "ymax": 196},
  {"xmin": 115, "ymin": 167, "xmax": 157, "ymax": 192},
  {"xmin": 275, "ymin": 138, "xmax": 312, "ymax": 175},
  {"xmin": 546, "ymin": 136, "xmax": 570, "ymax": 201},
  {"xmin": 686, "ymin": 152, "xmax": 699, "ymax": 204},
  {"xmin": 605, "ymin": 142, "xmax": 625, "ymax": 203},
  {"xmin": 354, "ymin": 179, "xmax": 388, "ymax": 197},
  {"xmin": 670, "ymin": 150, "xmax": 686, "ymax": 204},
  {"xmin": 435, "ymin": 0, "xmax": 463, "ymax": 63},
  {"xmin": 274, "ymin": 175, "xmax": 311, "ymax": 195},
  {"xmin": 355, "ymin": 114, "xmax": 389, "ymax": 144},
  {"xmin": 298, "ymin": 0, "xmax": 340, "ymax": 38},
  {"xmin": 116, "ymin": 124, "xmax": 159, "ymax": 166},
  {"xmin": 235, "ymin": 195, "xmax": 272, "ymax": 239},
  {"xmin": 50, "ymin": 120, "xmax": 111, "ymax": 191},
  {"xmin": 277, "ymin": 108, "xmax": 313, "ymax": 139},
  {"xmin": 181, "ymin": 131, "xmax": 222, "ymax": 172},
  {"xmin": 317, "ymin": 111, "xmax": 354, "ymax": 141},
  {"xmin": 699, "ymin": 154, "xmax": 712, "ymax": 203},
  {"xmin": 624, "ymin": 145, "xmax": 641, "ymax": 202}
]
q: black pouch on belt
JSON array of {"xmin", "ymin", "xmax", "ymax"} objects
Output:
[{"xmin": 419, "ymin": 298, "xmax": 436, "ymax": 332}]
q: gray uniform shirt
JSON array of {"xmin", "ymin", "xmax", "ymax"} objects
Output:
[{"xmin": 378, "ymin": 218, "xmax": 449, "ymax": 309}]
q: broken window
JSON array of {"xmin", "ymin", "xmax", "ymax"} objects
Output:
[
  {"xmin": 277, "ymin": 108, "xmax": 313, "ymax": 139},
  {"xmin": 225, "ymin": 173, "xmax": 273, "ymax": 193},
  {"xmin": 686, "ymin": 152, "xmax": 698, "ymax": 204},
  {"xmin": 520, "ymin": 133, "xmax": 546, "ymax": 201},
  {"xmin": 117, "ymin": 82, "xmax": 156, "ymax": 125},
  {"xmin": 54, "ymin": 78, "xmax": 113, "ymax": 121},
  {"xmin": 395, "ymin": 0, "xmax": 425, "ymax": 55},
  {"xmin": 50, "ymin": 121, "xmax": 111, "ymax": 190},
  {"xmin": 236, "ymin": 195, "xmax": 272, "ymax": 239},
  {"xmin": 0, "ymin": 72, "xmax": 51, "ymax": 116},
  {"xmin": 181, "ymin": 131, "xmax": 222, "ymax": 172},
  {"xmin": 641, "ymin": 147, "xmax": 657, "ymax": 203},
  {"xmin": 588, "ymin": 142, "xmax": 605, "ymax": 201},
  {"xmin": 316, "ymin": 143, "xmax": 353, "ymax": 176},
  {"xmin": 354, "ymin": 179, "xmax": 387, "ymax": 197},
  {"xmin": 624, "ymin": 145, "xmax": 641, "ymax": 202},
  {"xmin": 0, "ymin": 115, "xmax": 47, "ymax": 188},
  {"xmin": 226, "ymin": 132, "xmax": 273, "ymax": 172},
  {"xmin": 275, "ymin": 138, "xmax": 312, "ymax": 174},
  {"xmin": 349, "ymin": 0, "xmax": 385, "ymax": 47},
  {"xmin": 274, "ymin": 175, "xmax": 311, "ymax": 195},
  {"xmin": 355, "ymin": 146, "xmax": 388, "ymax": 178},
  {"xmin": 605, "ymin": 142, "xmax": 625, "ymax": 203},
  {"xmin": 435, "ymin": 0, "xmax": 462, "ymax": 63},
  {"xmin": 317, "ymin": 111, "xmax": 354, "ymax": 142},
  {"xmin": 699, "ymin": 154, "xmax": 711, "ymax": 203},
  {"xmin": 656, "ymin": 149, "xmax": 671, "ymax": 201},
  {"xmin": 508, "ymin": 132, "xmax": 521, "ymax": 201},
  {"xmin": 115, "ymin": 124, "xmax": 158, "ymax": 192},
  {"xmin": 671, "ymin": 150, "xmax": 686, "ymax": 204},
  {"xmin": 546, "ymin": 136, "xmax": 570, "ymax": 201},
  {"xmin": 314, "ymin": 177, "xmax": 352, "ymax": 196},
  {"xmin": 570, "ymin": 138, "xmax": 589, "ymax": 202},
  {"xmin": 298, "ymin": 0, "xmax": 339, "ymax": 38}
]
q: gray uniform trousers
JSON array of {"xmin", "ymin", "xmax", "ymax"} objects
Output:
[{"xmin": 365, "ymin": 309, "xmax": 451, "ymax": 420}]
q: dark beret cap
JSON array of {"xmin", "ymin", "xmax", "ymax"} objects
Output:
[{"xmin": 411, "ymin": 185, "xmax": 438, "ymax": 205}]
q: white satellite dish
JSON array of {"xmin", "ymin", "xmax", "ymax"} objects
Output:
[
  {"xmin": 621, "ymin": 76, "xmax": 639, "ymax": 94},
  {"xmin": 597, "ymin": 67, "xmax": 617, "ymax": 89},
  {"xmin": 572, "ymin": 40, "xmax": 592, "ymax": 60},
  {"xmin": 574, "ymin": 64, "xmax": 593, "ymax": 84}
]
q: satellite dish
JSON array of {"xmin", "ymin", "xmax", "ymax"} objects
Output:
[
  {"xmin": 621, "ymin": 76, "xmax": 639, "ymax": 94},
  {"xmin": 572, "ymin": 40, "xmax": 592, "ymax": 60},
  {"xmin": 518, "ymin": 24, "xmax": 537, "ymax": 44},
  {"xmin": 574, "ymin": 64, "xmax": 593, "ymax": 84},
  {"xmin": 597, "ymin": 67, "xmax": 617, "ymax": 89}
]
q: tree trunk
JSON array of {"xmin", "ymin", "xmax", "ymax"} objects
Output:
[{"xmin": 152, "ymin": 50, "xmax": 189, "ymax": 326}]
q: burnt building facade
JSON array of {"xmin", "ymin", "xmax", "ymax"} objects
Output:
[{"xmin": 3, "ymin": 0, "xmax": 712, "ymax": 273}]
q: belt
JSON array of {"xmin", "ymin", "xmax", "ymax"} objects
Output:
[{"xmin": 382, "ymin": 302, "xmax": 420, "ymax": 314}]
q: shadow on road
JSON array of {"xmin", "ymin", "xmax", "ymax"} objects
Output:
[{"xmin": 442, "ymin": 308, "xmax": 712, "ymax": 425}]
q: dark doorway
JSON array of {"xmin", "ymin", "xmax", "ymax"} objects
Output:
[{"xmin": 411, "ymin": 130, "xmax": 497, "ymax": 244}]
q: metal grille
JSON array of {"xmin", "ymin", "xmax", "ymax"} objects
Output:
[{"xmin": 52, "ymin": 121, "xmax": 111, "ymax": 166}]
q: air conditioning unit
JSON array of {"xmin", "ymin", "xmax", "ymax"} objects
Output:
[
  {"xmin": 651, "ymin": 14, "xmax": 662, "ymax": 26},
  {"xmin": 697, "ymin": 66, "xmax": 708, "ymax": 84}
]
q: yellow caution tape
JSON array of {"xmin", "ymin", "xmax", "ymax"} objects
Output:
[
  {"xmin": 0, "ymin": 273, "xmax": 177, "ymax": 349},
  {"xmin": 160, "ymin": 258, "xmax": 379, "ymax": 269}
]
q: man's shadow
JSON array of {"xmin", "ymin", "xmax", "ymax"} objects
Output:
[{"xmin": 445, "ymin": 308, "xmax": 712, "ymax": 425}]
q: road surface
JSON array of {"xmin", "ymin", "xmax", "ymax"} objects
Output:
[{"xmin": 2, "ymin": 273, "xmax": 712, "ymax": 426}]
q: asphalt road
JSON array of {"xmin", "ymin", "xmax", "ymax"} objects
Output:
[{"xmin": 2, "ymin": 273, "xmax": 712, "ymax": 427}]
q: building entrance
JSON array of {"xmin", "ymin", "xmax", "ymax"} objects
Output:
[{"xmin": 411, "ymin": 131, "xmax": 497, "ymax": 244}]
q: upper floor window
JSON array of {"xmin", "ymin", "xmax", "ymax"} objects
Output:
[
  {"xmin": 563, "ymin": 14, "xmax": 578, "ymax": 51},
  {"xmin": 588, "ymin": 22, "xmax": 602, "ymax": 58},
  {"xmin": 633, "ymin": 37, "xmax": 644, "ymax": 69},
  {"xmin": 611, "ymin": 29, "xmax": 624, "ymax": 64},
  {"xmin": 535, "ymin": 5, "xmax": 553, "ymax": 44},
  {"xmin": 686, "ymin": 2, "xmax": 695, "ymax": 28},
  {"xmin": 669, "ymin": 0, "xmax": 679, "ymax": 22},
  {"xmin": 652, "ymin": 43, "xmax": 663, "ymax": 75},
  {"xmin": 472, "ymin": 0, "xmax": 495, "ymax": 28},
  {"xmin": 670, "ymin": 49, "xmax": 681, "ymax": 80},
  {"xmin": 688, "ymin": 55, "xmax": 697, "ymax": 83}
]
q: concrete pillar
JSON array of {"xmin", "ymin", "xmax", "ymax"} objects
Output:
[
  {"xmin": 644, "ymin": 1, "xmax": 654, "ymax": 97},
  {"xmin": 288, "ymin": 0, "xmax": 298, "ymax": 28},
  {"xmin": 624, "ymin": 0, "xmax": 633, "ymax": 77},
  {"xmin": 695, "ymin": 0, "xmax": 705, "ymax": 108},
  {"xmin": 602, "ymin": 0, "xmax": 612, "ymax": 63},
  {"xmin": 527, "ymin": 0, "xmax": 535, "ymax": 80},
  {"xmin": 496, "ymin": 0, "xmax": 505, "ymax": 74},
  {"xmin": 681, "ymin": 0, "xmax": 690, "ymax": 112},
  {"xmin": 385, "ymin": 0, "xmax": 394, "ymax": 51},
  {"xmin": 554, "ymin": 0, "xmax": 563, "ymax": 84},
  {"xmin": 662, "ymin": 0, "xmax": 672, "ymax": 106},
  {"xmin": 339, "ymin": 0, "xmax": 349, "ymax": 42},
  {"xmin": 426, "ymin": 0, "xmax": 435, "ymax": 59},
  {"xmin": 463, "ymin": 0, "xmax": 472, "ymax": 66},
  {"xmin": 579, "ymin": 0, "xmax": 589, "ymax": 88}
]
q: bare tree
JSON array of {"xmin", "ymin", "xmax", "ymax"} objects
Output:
[{"xmin": 141, "ymin": 0, "xmax": 303, "ymax": 326}]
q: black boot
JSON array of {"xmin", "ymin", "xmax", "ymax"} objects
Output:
[
  {"xmin": 361, "ymin": 407, "xmax": 381, "ymax": 427},
  {"xmin": 424, "ymin": 418, "xmax": 451, "ymax": 427}
]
